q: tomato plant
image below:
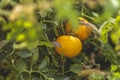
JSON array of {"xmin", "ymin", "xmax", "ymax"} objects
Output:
[{"xmin": 0, "ymin": 0, "xmax": 120, "ymax": 80}]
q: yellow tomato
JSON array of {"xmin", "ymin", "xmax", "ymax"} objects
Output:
[
  {"xmin": 65, "ymin": 17, "xmax": 92, "ymax": 41},
  {"xmin": 55, "ymin": 35, "xmax": 82, "ymax": 58}
]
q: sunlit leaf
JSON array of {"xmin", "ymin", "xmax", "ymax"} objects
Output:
[
  {"xmin": 16, "ymin": 34, "xmax": 26, "ymax": 41},
  {"xmin": 13, "ymin": 42, "xmax": 27, "ymax": 49},
  {"xmin": 110, "ymin": 15, "xmax": 120, "ymax": 51},
  {"xmin": 111, "ymin": 65, "xmax": 118, "ymax": 71},
  {"xmin": 37, "ymin": 41, "xmax": 54, "ymax": 47},
  {"xmin": 23, "ymin": 21, "xmax": 33, "ymax": 28},
  {"xmin": 110, "ymin": 0, "xmax": 119, "ymax": 8},
  {"xmin": 92, "ymin": 12, "xmax": 99, "ymax": 17},
  {"xmin": 99, "ymin": 19, "xmax": 114, "ymax": 43},
  {"xmin": 112, "ymin": 72, "xmax": 120, "ymax": 78}
]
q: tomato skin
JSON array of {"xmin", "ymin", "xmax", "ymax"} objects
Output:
[
  {"xmin": 65, "ymin": 17, "xmax": 92, "ymax": 41},
  {"xmin": 55, "ymin": 35, "xmax": 82, "ymax": 58},
  {"xmin": 73, "ymin": 25, "xmax": 92, "ymax": 41}
]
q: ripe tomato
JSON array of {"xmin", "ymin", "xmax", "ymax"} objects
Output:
[
  {"xmin": 65, "ymin": 17, "xmax": 92, "ymax": 41},
  {"xmin": 55, "ymin": 35, "xmax": 82, "ymax": 58}
]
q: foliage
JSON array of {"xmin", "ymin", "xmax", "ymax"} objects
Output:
[{"xmin": 0, "ymin": 0, "xmax": 120, "ymax": 80}]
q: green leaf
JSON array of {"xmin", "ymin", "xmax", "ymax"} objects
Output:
[
  {"xmin": 0, "ymin": 0, "xmax": 10, "ymax": 8},
  {"xmin": 92, "ymin": 12, "xmax": 99, "ymax": 17},
  {"xmin": 15, "ymin": 73, "xmax": 25, "ymax": 80},
  {"xmin": 53, "ymin": 0, "xmax": 79, "ymax": 29},
  {"xmin": 110, "ymin": 0, "xmax": 119, "ymax": 8},
  {"xmin": 32, "ymin": 77, "xmax": 40, "ymax": 80},
  {"xmin": 53, "ymin": 75, "xmax": 69, "ymax": 80},
  {"xmin": 88, "ymin": 73, "xmax": 104, "ymax": 80},
  {"xmin": 38, "ymin": 56, "xmax": 49, "ymax": 71},
  {"xmin": 46, "ymin": 72, "xmax": 70, "ymax": 80},
  {"xmin": 45, "ymin": 69, "xmax": 57, "ymax": 77},
  {"xmin": 30, "ymin": 47, "xmax": 39, "ymax": 64},
  {"xmin": 0, "ymin": 16, "xmax": 6, "ymax": 24},
  {"xmin": 16, "ymin": 49, "xmax": 32, "ymax": 58},
  {"xmin": 110, "ymin": 16, "xmax": 120, "ymax": 51},
  {"xmin": 74, "ymin": 76, "xmax": 82, "ymax": 80},
  {"xmin": 48, "ymin": 78, "xmax": 54, "ymax": 80},
  {"xmin": 70, "ymin": 64, "xmax": 83, "ymax": 73},
  {"xmin": 99, "ymin": 19, "xmax": 115, "ymax": 43},
  {"xmin": 0, "ymin": 40, "xmax": 8, "ymax": 49},
  {"xmin": 0, "ymin": 76, "xmax": 4, "ymax": 80},
  {"xmin": 111, "ymin": 65, "xmax": 118, "ymax": 71},
  {"xmin": 14, "ymin": 59, "xmax": 27, "ymax": 71},
  {"xmin": 113, "ymin": 72, "xmax": 120, "ymax": 78},
  {"xmin": 102, "ymin": 43, "xmax": 119, "ymax": 64},
  {"xmin": 6, "ymin": 72, "xmax": 16, "ymax": 80},
  {"xmin": 37, "ymin": 41, "xmax": 54, "ymax": 47}
]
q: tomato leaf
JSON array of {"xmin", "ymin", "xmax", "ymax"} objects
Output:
[
  {"xmin": 37, "ymin": 41, "xmax": 54, "ymax": 47},
  {"xmin": 38, "ymin": 56, "xmax": 49, "ymax": 71},
  {"xmin": 16, "ymin": 49, "xmax": 32, "ymax": 58},
  {"xmin": 30, "ymin": 47, "xmax": 39, "ymax": 64},
  {"xmin": 99, "ymin": 18, "xmax": 115, "ymax": 43},
  {"xmin": 14, "ymin": 59, "xmax": 27, "ymax": 71},
  {"xmin": 70, "ymin": 64, "xmax": 83, "ymax": 73},
  {"xmin": 31, "ymin": 77, "xmax": 40, "ymax": 80},
  {"xmin": 0, "ymin": 40, "xmax": 8, "ymax": 49}
]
